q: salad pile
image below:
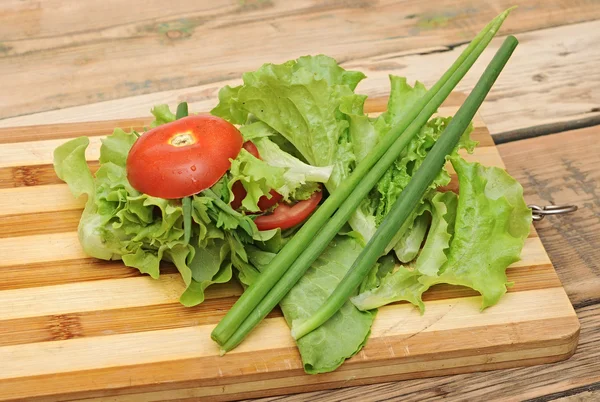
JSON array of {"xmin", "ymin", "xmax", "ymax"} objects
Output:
[{"xmin": 54, "ymin": 12, "xmax": 531, "ymax": 374}]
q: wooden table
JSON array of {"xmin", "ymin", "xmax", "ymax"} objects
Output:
[{"xmin": 1, "ymin": 1, "xmax": 598, "ymax": 400}]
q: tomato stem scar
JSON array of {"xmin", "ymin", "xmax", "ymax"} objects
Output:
[{"xmin": 170, "ymin": 132, "xmax": 196, "ymax": 147}]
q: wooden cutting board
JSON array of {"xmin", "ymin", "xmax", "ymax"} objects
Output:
[{"xmin": 0, "ymin": 93, "xmax": 580, "ymax": 402}]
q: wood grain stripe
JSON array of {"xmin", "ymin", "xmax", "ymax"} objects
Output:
[
  {"xmin": 0, "ymin": 274, "xmax": 243, "ymax": 321},
  {"xmin": 0, "ymin": 326, "xmax": 578, "ymax": 402},
  {"xmin": 0, "ymin": 262, "xmax": 559, "ymax": 348},
  {"xmin": 0, "ymin": 161, "xmax": 100, "ymax": 189},
  {"xmin": 0, "ymin": 232, "xmax": 87, "ymax": 267},
  {"xmin": 0, "ymin": 184, "xmax": 85, "ymax": 215},
  {"xmin": 0, "ymin": 137, "xmax": 103, "ymax": 169},
  {"xmin": 0, "ymin": 288, "xmax": 577, "ymax": 381},
  {"xmin": 0, "ymin": 259, "xmax": 168, "ymax": 291},
  {"xmin": 0, "ymin": 209, "xmax": 82, "ymax": 239},
  {"xmin": 0, "ymin": 234, "xmax": 549, "ymax": 293}
]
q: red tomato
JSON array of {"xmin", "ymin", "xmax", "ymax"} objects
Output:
[
  {"xmin": 126, "ymin": 115, "xmax": 243, "ymax": 199},
  {"xmin": 230, "ymin": 141, "xmax": 283, "ymax": 211},
  {"xmin": 254, "ymin": 190, "xmax": 322, "ymax": 231}
]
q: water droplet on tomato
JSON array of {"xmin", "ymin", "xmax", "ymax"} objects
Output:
[{"xmin": 191, "ymin": 165, "xmax": 197, "ymax": 171}]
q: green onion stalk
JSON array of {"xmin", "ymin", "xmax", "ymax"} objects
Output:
[
  {"xmin": 292, "ymin": 35, "xmax": 519, "ymax": 341},
  {"xmin": 212, "ymin": 9, "xmax": 515, "ymax": 351}
]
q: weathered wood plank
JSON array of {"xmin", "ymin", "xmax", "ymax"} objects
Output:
[
  {"xmin": 252, "ymin": 125, "xmax": 600, "ymax": 402},
  {"xmin": 1, "ymin": 0, "xmax": 598, "ymax": 120},
  {"xmin": 500, "ymin": 126, "xmax": 600, "ymax": 307},
  {"xmin": 2, "ymin": 14, "xmax": 599, "ymax": 138}
]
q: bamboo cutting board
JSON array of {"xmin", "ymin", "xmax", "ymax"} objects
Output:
[{"xmin": 0, "ymin": 93, "xmax": 580, "ymax": 401}]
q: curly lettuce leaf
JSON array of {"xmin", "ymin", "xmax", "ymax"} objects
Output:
[
  {"xmin": 338, "ymin": 76, "xmax": 475, "ymax": 245},
  {"xmin": 419, "ymin": 157, "xmax": 532, "ymax": 309},
  {"xmin": 352, "ymin": 157, "xmax": 531, "ymax": 313},
  {"xmin": 244, "ymin": 236, "xmax": 375, "ymax": 374},
  {"xmin": 54, "ymin": 136, "xmax": 95, "ymax": 203},
  {"xmin": 228, "ymin": 149, "xmax": 286, "ymax": 212},
  {"xmin": 150, "ymin": 104, "xmax": 176, "ymax": 127},
  {"xmin": 253, "ymin": 136, "xmax": 332, "ymax": 200},
  {"xmin": 210, "ymin": 85, "xmax": 247, "ymax": 125},
  {"xmin": 415, "ymin": 191, "xmax": 457, "ymax": 276},
  {"xmin": 381, "ymin": 76, "xmax": 428, "ymax": 127},
  {"xmin": 393, "ymin": 211, "xmax": 430, "ymax": 263},
  {"xmin": 180, "ymin": 238, "xmax": 233, "ymax": 307},
  {"xmin": 54, "ymin": 129, "xmax": 258, "ymax": 307},
  {"xmin": 374, "ymin": 116, "xmax": 474, "ymax": 226},
  {"xmin": 351, "ymin": 264, "xmax": 426, "ymax": 312},
  {"xmin": 339, "ymin": 95, "xmax": 388, "ymax": 164},
  {"xmin": 211, "ymin": 55, "xmax": 364, "ymax": 185}
]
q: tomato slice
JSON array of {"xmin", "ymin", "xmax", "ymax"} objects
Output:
[
  {"xmin": 230, "ymin": 141, "xmax": 283, "ymax": 212},
  {"xmin": 242, "ymin": 141, "xmax": 260, "ymax": 158},
  {"xmin": 254, "ymin": 190, "xmax": 322, "ymax": 231},
  {"xmin": 230, "ymin": 180, "xmax": 247, "ymax": 210},
  {"xmin": 258, "ymin": 190, "xmax": 283, "ymax": 211},
  {"xmin": 230, "ymin": 182, "xmax": 282, "ymax": 211},
  {"xmin": 126, "ymin": 115, "xmax": 243, "ymax": 199}
]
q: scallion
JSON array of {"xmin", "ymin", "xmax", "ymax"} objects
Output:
[
  {"xmin": 176, "ymin": 102, "xmax": 189, "ymax": 120},
  {"xmin": 291, "ymin": 35, "xmax": 519, "ymax": 341},
  {"xmin": 212, "ymin": 9, "xmax": 514, "ymax": 349},
  {"xmin": 182, "ymin": 196, "xmax": 192, "ymax": 244}
]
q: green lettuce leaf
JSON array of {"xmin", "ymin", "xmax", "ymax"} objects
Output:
[
  {"xmin": 150, "ymin": 104, "xmax": 176, "ymax": 127},
  {"xmin": 341, "ymin": 75, "xmax": 474, "ymax": 245},
  {"xmin": 353, "ymin": 157, "xmax": 531, "ymax": 312},
  {"xmin": 180, "ymin": 238, "xmax": 233, "ymax": 307},
  {"xmin": 54, "ymin": 129, "xmax": 260, "ymax": 307},
  {"xmin": 54, "ymin": 136, "xmax": 95, "ymax": 203},
  {"xmin": 228, "ymin": 149, "xmax": 286, "ymax": 212},
  {"xmin": 339, "ymin": 95, "xmax": 388, "ymax": 164},
  {"xmin": 415, "ymin": 191, "xmax": 458, "ymax": 276},
  {"xmin": 419, "ymin": 157, "xmax": 532, "ymax": 309},
  {"xmin": 351, "ymin": 263, "xmax": 426, "ymax": 312},
  {"xmin": 244, "ymin": 236, "xmax": 375, "ymax": 374},
  {"xmin": 211, "ymin": 55, "xmax": 364, "ymax": 186},
  {"xmin": 393, "ymin": 211, "xmax": 430, "ymax": 263},
  {"xmin": 253, "ymin": 136, "xmax": 332, "ymax": 200},
  {"xmin": 381, "ymin": 76, "xmax": 428, "ymax": 127},
  {"xmin": 373, "ymin": 116, "xmax": 474, "ymax": 226}
]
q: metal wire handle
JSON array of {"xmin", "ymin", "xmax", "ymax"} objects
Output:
[{"xmin": 529, "ymin": 204, "xmax": 578, "ymax": 221}]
